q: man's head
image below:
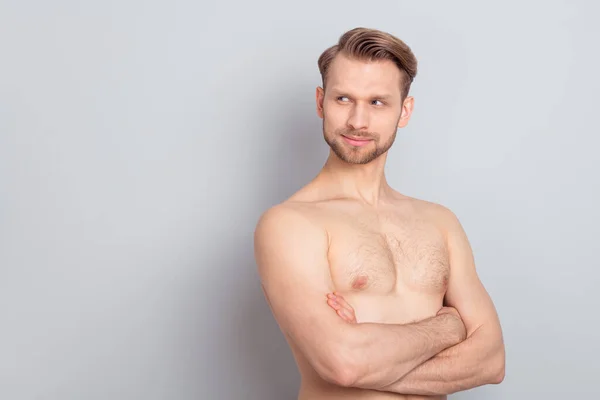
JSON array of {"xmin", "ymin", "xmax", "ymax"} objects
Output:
[{"xmin": 316, "ymin": 28, "xmax": 418, "ymax": 165}]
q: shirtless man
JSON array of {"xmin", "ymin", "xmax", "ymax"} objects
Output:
[{"xmin": 254, "ymin": 27, "xmax": 505, "ymax": 399}]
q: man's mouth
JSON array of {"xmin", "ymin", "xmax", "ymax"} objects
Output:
[{"xmin": 342, "ymin": 135, "xmax": 372, "ymax": 147}]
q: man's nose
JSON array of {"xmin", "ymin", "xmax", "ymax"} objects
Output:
[{"xmin": 347, "ymin": 104, "xmax": 370, "ymax": 131}]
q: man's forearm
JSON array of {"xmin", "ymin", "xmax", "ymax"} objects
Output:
[
  {"xmin": 345, "ymin": 313, "xmax": 464, "ymax": 390},
  {"xmin": 379, "ymin": 324, "xmax": 505, "ymax": 396}
]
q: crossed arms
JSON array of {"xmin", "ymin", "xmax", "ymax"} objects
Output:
[{"xmin": 254, "ymin": 205, "xmax": 505, "ymax": 396}]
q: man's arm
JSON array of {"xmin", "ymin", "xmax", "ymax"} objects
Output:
[
  {"xmin": 379, "ymin": 207, "xmax": 505, "ymax": 395},
  {"xmin": 254, "ymin": 205, "xmax": 466, "ymax": 388}
]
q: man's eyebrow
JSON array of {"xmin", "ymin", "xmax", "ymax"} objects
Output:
[{"xmin": 328, "ymin": 88, "xmax": 394, "ymax": 100}]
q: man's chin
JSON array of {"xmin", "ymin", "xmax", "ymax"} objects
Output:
[{"xmin": 335, "ymin": 151, "xmax": 378, "ymax": 165}]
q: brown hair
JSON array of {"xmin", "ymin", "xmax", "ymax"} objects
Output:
[{"xmin": 318, "ymin": 27, "xmax": 418, "ymax": 100}]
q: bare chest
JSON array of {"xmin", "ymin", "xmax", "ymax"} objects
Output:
[{"xmin": 327, "ymin": 212, "xmax": 450, "ymax": 296}]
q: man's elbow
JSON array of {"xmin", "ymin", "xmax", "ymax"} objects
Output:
[
  {"xmin": 311, "ymin": 338, "xmax": 363, "ymax": 388},
  {"xmin": 315, "ymin": 351, "xmax": 360, "ymax": 388},
  {"xmin": 487, "ymin": 347, "xmax": 506, "ymax": 385},
  {"xmin": 490, "ymin": 361, "xmax": 505, "ymax": 384},
  {"xmin": 321, "ymin": 364, "xmax": 358, "ymax": 388}
]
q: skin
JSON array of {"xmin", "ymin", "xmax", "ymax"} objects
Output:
[{"xmin": 254, "ymin": 52, "xmax": 505, "ymax": 399}]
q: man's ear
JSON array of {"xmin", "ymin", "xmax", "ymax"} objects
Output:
[
  {"xmin": 316, "ymin": 86, "xmax": 325, "ymax": 119},
  {"xmin": 397, "ymin": 96, "xmax": 415, "ymax": 128}
]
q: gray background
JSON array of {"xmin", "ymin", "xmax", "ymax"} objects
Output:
[{"xmin": 1, "ymin": 0, "xmax": 598, "ymax": 399}]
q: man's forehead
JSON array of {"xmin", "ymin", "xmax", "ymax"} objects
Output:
[{"xmin": 326, "ymin": 54, "xmax": 402, "ymax": 96}]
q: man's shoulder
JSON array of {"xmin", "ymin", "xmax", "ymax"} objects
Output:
[
  {"xmin": 254, "ymin": 201, "xmax": 326, "ymax": 244},
  {"xmin": 395, "ymin": 194, "xmax": 461, "ymax": 229},
  {"xmin": 416, "ymin": 198, "xmax": 456, "ymax": 218},
  {"xmin": 253, "ymin": 202, "xmax": 329, "ymax": 276}
]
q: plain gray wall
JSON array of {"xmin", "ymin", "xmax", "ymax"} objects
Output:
[{"xmin": 1, "ymin": 0, "xmax": 598, "ymax": 399}]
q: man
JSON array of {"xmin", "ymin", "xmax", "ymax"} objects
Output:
[{"xmin": 254, "ymin": 27, "xmax": 505, "ymax": 399}]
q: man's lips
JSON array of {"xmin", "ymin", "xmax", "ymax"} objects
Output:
[{"xmin": 342, "ymin": 135, "xmax": 373, "ymax": 147}]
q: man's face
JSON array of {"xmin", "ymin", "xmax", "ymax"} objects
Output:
[{"xmin": 316, "ymin": 53, "xmax": 413, "ymax": 165}]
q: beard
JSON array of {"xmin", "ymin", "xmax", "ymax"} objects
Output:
[{"xmin": 323, "ymin": 124, "xmax": 398, "ymax": 165}]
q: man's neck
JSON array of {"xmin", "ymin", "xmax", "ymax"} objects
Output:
[{"xmin": 316, "ymin": 151, "xmax": 392, "ymax": 206}]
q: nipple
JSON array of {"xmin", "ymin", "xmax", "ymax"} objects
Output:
[{"xmin": 351, "ymin": 275, "xmax": 369, "ymax": 290}]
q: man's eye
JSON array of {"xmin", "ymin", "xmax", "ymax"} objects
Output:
[
  {"xmin": 372, "ymin": 100, "xmax": 384, "ymax": 106},
  {"xmin": 337, "ymin": 96, "xmax": 349, "ymax": 102}
]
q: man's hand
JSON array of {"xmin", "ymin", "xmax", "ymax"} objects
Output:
[
  {"xmin": 436, "ymin": 307, "xmax": 467, "ymax": 341},
  {"xmin": 436, "ymin": 306, "xmax": 459, "ymax": 318},
  {"xmin": 326, "ymin": 292, "xmax": 357, "ymax": 324}
]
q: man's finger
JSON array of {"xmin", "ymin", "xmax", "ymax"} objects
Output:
[
  {"xmin": 326, "ymin": 293, "xmax": 357, "ymax": 322},
  {"xmin": 326, "ymin": 298, "xmax": 341, "ymax": 311},
  {"xmin": 333, "ymin": 293, "xmax": 355, "ymax": 312},
  {"xmin": 336, "ymin": 309, "xmax": 353, "ymax": 322},
  {"xmin": 343, "ymin": 309, "xmax": 355, "ymax": 322}
]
